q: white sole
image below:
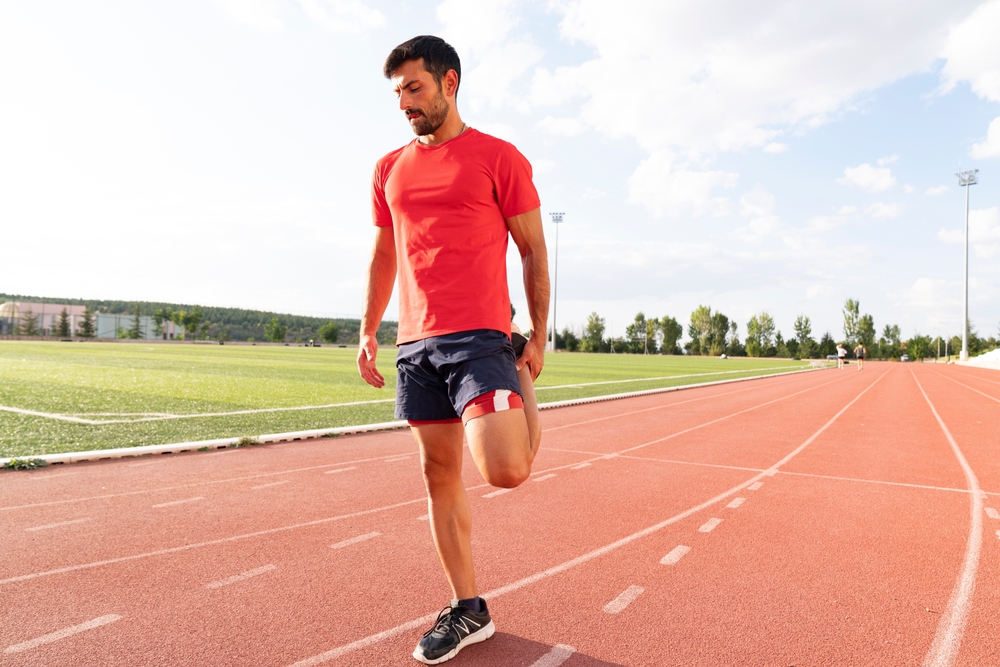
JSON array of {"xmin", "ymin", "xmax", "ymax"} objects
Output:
[{"xmin": 412, "ymin": 620, "xmax": 496, "ymax": 664}]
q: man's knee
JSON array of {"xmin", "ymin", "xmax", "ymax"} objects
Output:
[{"xmin": 482, "ymin": 458, "xmax": 530, "ymax": 489}]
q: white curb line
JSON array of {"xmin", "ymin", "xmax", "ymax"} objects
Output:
[{"xmin": 1, "ymin": 367, "xmax": 825, "ymax": 467}]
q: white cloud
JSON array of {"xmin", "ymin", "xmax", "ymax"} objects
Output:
[
  {"xmin": 581, "ymin": 187, "xmax": 607, "ymax": 200},
  {"xmin": 971, "ymin": 116, "xmax": 1000, "ymax": 159},
  {"xmin": 866, "ymin": 202, "xmax": 905, "ymax": 218},
  {"xmin": 739, "ymin": 185, "xmax": 775, "ymax": 217},
  {"xmin": 532, "ymin": 1, "xmax": 979, "ymax": 217},
  {"xmin": 536, "ymin": 115, "xmax": 586, "ymax": 137},
  {"xmin": 903, "ymin": 184, "xmax": 914, "ymax": 194},
  {"xmin": 940, "ymin": 0, "xmax": 1000, "ymax": 103},
  {"xmin": 764, "ymin": 142, "xmax": 788, "ymax": 154},
  {"xmin": 926, "ymin": 185, "xmax": 950, "ymax": 196},
  {"xmin": 837, "ymin": 205, "xmax": 859, "ymax": 215},
  {"xmin": 627, "ymin": 152, "xmax": 737, "ymax": 218},
  {"xmin": 936, "ymin": 207, "xmax": 1000, "ymax": 258},
  {"xmin": 877, "ymin": 154, "xmax": 900, "ymax": 166},
  {"xmin": 838, "ymin": 163, "xmax": 896, "ymax": 192},
  {"xmin": 470, "ymin": 121, "xmax": 519, "ymax": 142},
  {"xmin": 216, "ymin": 0, "xmax": 285, "ymax": 32},
  {"xmin": 533, "ymin": 159, "xmax": 555, "ymax": 174},
  {"xmin": 295, "ymin": 0, "xmax": 385, "ymax": 33},
  {"xmin": 807, "ymin": 215, "xmax": 848, "ymax": 232}
]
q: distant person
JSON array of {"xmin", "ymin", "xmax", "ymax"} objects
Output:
[
  {"xmin": 853, "ymin": 343, "xmax": 866, "ymax": 371},
  {"xmin": 357, "ymin": 36, "xmax": 549, "ymax": 664},
  {"xmin": 836, "ymin": 343, "xmax": 847, "ymax": 369}
]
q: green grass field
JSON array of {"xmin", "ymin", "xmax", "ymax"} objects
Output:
[{"xmin": 0, "ymin": 340, "xmax": 817, "ymax": 458}]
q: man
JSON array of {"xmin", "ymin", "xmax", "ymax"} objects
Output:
[
  {"xmin": 356, "ymin": 35, "xmax": 550, "ymax": 665},
  {"xmin": 853, "ymin": 343, "xmax": 866, "ymax": 371}
]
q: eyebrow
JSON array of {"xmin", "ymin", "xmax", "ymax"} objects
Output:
[{"xmin": 394, "ymin": 78, "xmax": 421, "ymax": 93}]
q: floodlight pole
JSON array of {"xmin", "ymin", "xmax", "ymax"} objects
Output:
[
  {"xmin": 956, "ymin": 169, "xmax": 978, "ymax": 361},
  {"xmin": 549, "ymin": 212, "xmax": 565, "ymax": 352}
]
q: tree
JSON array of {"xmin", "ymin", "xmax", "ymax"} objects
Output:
[
  {"xmin": 688, "ymin": 305, "xmax": 713, "ymax": 355},
  {"xmin": 152, "ymin": 308, "xmax": 172, "ymax": 339},
  {"xmin": 726, "ymin": 321, "xmax": 745, "ymax": 356},
  {"xmin": 18, "ymin": 308, "xmax": 38, "ymax": 336},
  {"xmin": 818, "ymin": 332, "xmax": 837, "ymax": 358},
  {"xmin": 908, "ymin": 335, "xmax": 931, "ymax": 360},
  {"xmin": 843, "ymin": 298, "xmax": 860, "ymax": 346},
  {"xmin": 745, "ymin": 311, "xmax": 775, "ymax": 357},
  {"xmin": 557, "ymin": 327, "xmax": 579, "ymax": 352},
  {"xmin": 318, "ymin": 321, "xmax": 339, "ymax": 344},
  {"xmin": 659, "ymin": 316, "xmax": 683, "ymax": 355},
  {"xmin": 78, "ymin": 307, "xmax": 96, "ymax": 338},
  {"xmin": 56, "ymin": 308, "xmax": 71, "ymax": 338},
  {"xmin": 172, "ymin": 306, "xmax": 205, "ymax": 340},
  {"xmin": 264, "ymin": 317, "xmax": 288, "ymax": 343},
  {"xmin": 625, "ymin": 312, "xmax": 654, "ymax": 354},
  {"xmin": 857, "ymin": 314, "xmax": 876, "ymax": 349},
  {"xmin": 794, "ymin": 314, "xmax": 813, "ymax": 358},
  {"xmin": 128, "ymin": 303, "xmax": 144, "ymax": 339},
  {"xmin": 580, "ymin": 312, "xmax": 605, "ymax": 353},
  {"xmin": 709, "ymin": 311, "xmax": 730, "ymax": 356}
]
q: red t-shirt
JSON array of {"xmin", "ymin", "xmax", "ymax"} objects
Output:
[{"xmin": 371, "ymin": 128, "xmax": 540, "ymax": 344}]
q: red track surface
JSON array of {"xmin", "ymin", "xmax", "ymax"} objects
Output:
[{"xmin": 2, "ymin": 363, "xmax": 999, "ymax": 666}]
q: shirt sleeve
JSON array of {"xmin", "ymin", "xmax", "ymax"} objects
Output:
[
  {"xmin": 493, "ymin": 142, "xmax": 541, "ymax": 219},
  {"xmin": 371, "ymin": 158, "xmax": 393, "ymax": 228}
]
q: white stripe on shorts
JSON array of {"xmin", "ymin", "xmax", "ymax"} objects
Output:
[{"xmin": 493, "ymin": 389, "xmax": 511, "ymax": 412}]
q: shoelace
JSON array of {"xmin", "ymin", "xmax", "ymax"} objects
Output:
[{"xmin": 422, "ymin": 606, "xmax": 464, "ymax": 639}]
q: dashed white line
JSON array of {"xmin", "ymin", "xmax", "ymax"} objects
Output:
[
  {"xmin": 25, "ymin": 518, "xmax": 91, "ymax": 532},
  {"xmin": 483, "ymin": 488, "xmax": 514, "ymax": 498},
  {"xmin": 660, "ymin": 545, "xmax": 691, "ymax": 565},
  {"xmin": 151, "ymin": 496, "xmax": 204, "ymax": 508},
  {"xmin": 528, "ymin": 644, "xmax": 577, "ymax": 667},
  {"xmin": 206, "ymin": 564, "xmax": 276, "ymax": 589},
  {"xmin": 384, "ymin": 456, "xmax": 411, "ymax": 463},
  {"xmin": 330, "ymin": 532, "xmax": 381, "ymax": 550},
  {"xmin": 571, "ymin": 462, "xmax": 591, "ymax": 470},
  {"xmin": 698, "ymin": 518, "xmax": 723, "ymax": 533},
  {"xmin": 748, "ymin": 482, "xmax": 764, "ymax": 491},
  {"xmin": 324, "ymin": 467, "xmax": 357, "ymax": 475},
  {"xmin": 417, "ymin": 514, "xmax": 429, "ymax": 521},
  {"xmin": 603, "ymin": 585, "xmax": 644, "ymax": 614},
  {"xmin": 727, "ymin": 497, "xmax": 746, "ymax": 509},
  {"xmin": 533, "ymin": 474, "xmax": 556, "ymax": 483},
  {"xmin": 251, "ymin": 481, "xmax": 290, "ymax": 490},
  {"xmin": 985, "ymin": 507, "xmax": 999, "ymax": 520},
  {"xmin": 4, "ymin": 614, "xmax": 122, "ymax": 654}
]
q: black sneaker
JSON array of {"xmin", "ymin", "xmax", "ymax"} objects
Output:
[
  {"xmin": 412, "ymin": 598, "xmax": 495, "ymax": 664},
  {"xmin": 512, "ymin": 332, "xmax": 528, "ymax": 359}
]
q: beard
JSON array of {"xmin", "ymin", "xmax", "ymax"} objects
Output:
[{"xmin": 406, "ymin": 87, "xmax": 450, "ymax": 136}]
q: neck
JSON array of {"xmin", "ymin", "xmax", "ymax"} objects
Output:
[{"xmin": 419, "ymin": 113, "xmax": 467, "ymax": 146}]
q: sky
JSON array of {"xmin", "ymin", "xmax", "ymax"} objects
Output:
[{"xmin": 2, "ymin": 0, "xmax": 999, "ymax": 343}]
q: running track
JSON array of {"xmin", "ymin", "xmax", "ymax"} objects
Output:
[{"xmin": 2, "ymin": 363, "xmax": 999, "ymax": 666}]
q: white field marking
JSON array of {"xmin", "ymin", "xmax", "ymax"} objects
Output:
[
  {"xmin": 383, "ymin": 456, "xmax": 411, "ymax": 463},
  {"xmin": 985, "ymin": 508, "xmax": 999, "ymax": 520},
  {"xmin": 933, "ymin": 372, "xmax": 1000, "ymax": 404},
  {"xmin": 727, "ymin": 497, "xmax": 746, "ymax": 509},
  {"xmin": 417, "ymin": 514, "xmax": 429, "ymax": 521},
  {"xmin": 206, "ymin": 564, "xmax": 276, "ymax": 589},
  {"xmin": 778, "ymin": 470, "xmax": 977, "ymax": 496},
  {"xmin": 330, "ymin": 532, "xmax": 380, "ymax": 550},
  {"xmin": 251, "ymin": 481, "xmax": 290, "ymax": 490},
  {"xmin": 660, "ymin": 545, "xmax": 692, "ymax": 565},
  {"xmin": 913, "ymin": 370, "xmax": 983, "ymax": 667},
  {"xmin": 571, "ymin": 462, "xmax": 591, "ymax": 470},
  {"xmin": 151, "ymin": 496, "xmax": 204, "ymax": 508},
  {"xmin": 483, "ymin": 488, "xmax": 514, "ymax": 498},
  {"xmin": 324, "ymin": 466, "xmax": 357, "ymax": 474},
  {"xmin": 603, "ymin": 585, "xmax": 644, "ymax": 614},
  {"xmin": 282, "ymin": 371, "xmax": 888, "ymax": 666},
  {"xmin": 0, "ymin": 398, "xmax": 397, "ymax": 425},
  {"xmin": 748, "ymin": 482, "xmax": 764, "ymax": 491},
  {"xmin": 699, "ymin": 518, "xmax": 723, "ymax": 533},
  {"xmin": 25, "ymin": 518, "xmax": 91, "ymax": 532},
  {"xmin": 533, "ymin": 474, "xmax": 557, "ymax": 483},
  {"xmin": 764, "ymin": 469, "xmax": 778, "ymax": 476},
  {"xmin": 4, "ymin": 614, "xmax": 122, "ymax": 654},
  {"xmin": 24, "ymin": 471, "xmax": 80, "ymax": 479},
  {"xmin": 0, "ymin": 495, "xmax": 427, "ymax": 586},
  {"xmin": 528, "ymin": 644, "xmax": 576, "ymax": 667},
  {"xmin": 537, "ymin": 365, "xmax": 806, "ymax": 391},
  {"xmin": 548, "ymin": 447, "xmax": 767, "ymax": 475}
]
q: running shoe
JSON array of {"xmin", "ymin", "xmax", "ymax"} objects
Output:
[
  {"xmin": 512, "ymin": 332, "xmax": 528, "ymax": 359},
  {"xmin": 412, "ymin": 598, "xmax": 495, "ymax": 664}
]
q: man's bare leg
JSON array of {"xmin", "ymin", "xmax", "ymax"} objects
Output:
[{"xmin": 412, "ymin": 422, "xmax": 477, "ymax": 600}]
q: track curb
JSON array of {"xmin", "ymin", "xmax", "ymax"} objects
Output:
[{"xmin": 1, "ymin": 366, "xmax": 827, "ymax": 467}]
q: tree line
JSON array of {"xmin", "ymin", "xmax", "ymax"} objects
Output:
[{"xmin": 553, "ymin": 298, "xmax": 999, "ymax": 360}]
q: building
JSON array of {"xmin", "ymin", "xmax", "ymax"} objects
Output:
[
  {"xmin": 95, "ymin": 313, "xmax": 183, "ymax": 340},
  {"xmin": 0, "ymin": 302, "xmax": 183, "ymax": 340}
]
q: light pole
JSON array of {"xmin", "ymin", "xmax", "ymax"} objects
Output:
[
  {"xmin": 549, "ymin": 212, "xmax": 564, "ymax": 352},
  {"xmin": 956, "ymin": 169, "xmax": 978, "ymax": 361}
]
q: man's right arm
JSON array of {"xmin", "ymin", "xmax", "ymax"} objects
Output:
[{"xmin": 357, "ymin": 225, "xmax": 396, "ymax": 389}]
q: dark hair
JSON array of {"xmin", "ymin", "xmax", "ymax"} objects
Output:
[{"xmin": 383, "ymin": 35, "xmax": 461, "ymax": 92}]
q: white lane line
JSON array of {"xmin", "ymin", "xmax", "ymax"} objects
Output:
[
  {"xmin": 913, "ymin": 370, "xmax": 983, "ymax": 667},
  {"xmin": 251, "ymin": 481, "xmax": 290, "ymax": 490},
  {"xmin": 533, "ymin": 474, "xmax": 556, "ymax": 483},
  {"xmin": 698, "ymin": 518, "xmax": 723, "ymax": 533},
  {"xmin": 748, "ymin": 482, "xmax": 764, "ymax": 491},
  {"xmin": 571, "ymin": 462, "xmax": 592, "ymax": 470},
  {"xmin": 727, "ymin": 497, "xmax": 746, "ymax": 509},
  {"xmin": 996, "ymin": 530, "xmax": 1000, "ymax": 540},
  {"xmin": 529, "ymin": 644, "xmax": 577, "ymax": 667},
  {"xmin": 985, "ymin": 508, "xmax": 999, "ymax": 520},
  {"xmin": 206, "ymin": 564, "xmax": 276, "ymax": 589},
  {"xmin": 603, "ymin": 585, "xmax": 644, "ymax": 614},
  {"xmin": 279, "ymin": 370, "xmax": 887, "ymax": 667},
  {"xmin": 417, "ymin": 514, "xmax": 429, "ymax": 521},
  {"xmin": 25, "ymin": 471, "xmax": 80, "ymax": 479},
  {"xmin": 764, "ymin": 469, "xmax": 778, "ymax": 476},
  {"xmin": 324, "ymin": 466, "xmax": 357, "ymax": 474},
  {"xmin": 330, "ymin": 532, "xmax": 380, "ymax": 550},
  {"xmin": 660, "ymin": 545, "xmax": 691, "ymax": 565},
  {"xmin": 4, "ymin": 614, "xmax": 122, "ymax": 654},
  {"xmin": 483, "ymin": 488, "xmax": 514, "ymax": 498},
  {"xmin": 383, "ymin": 456, "xmax": 411, "ymax": 463},
  {"xmin": 25, "ymin": 518, "xmax": 91, "ymax": 532},
  {"xmin": 151, "ymin": 496, "xmax": 204, "ymax": 509}
]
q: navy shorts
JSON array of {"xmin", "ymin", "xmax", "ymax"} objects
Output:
[{"xmin": 395, "ymin": 329, "xmax": 522, "ymax": 421}]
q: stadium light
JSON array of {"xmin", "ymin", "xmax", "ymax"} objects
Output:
[
  {"xmin": 956, "ymin": 169, "xmax": 978, "ymax": 361},
  {"xmin": 549, "ymin": 212, "xmax": 565, "ymax": 352}
]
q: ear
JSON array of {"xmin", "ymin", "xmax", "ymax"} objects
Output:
[{"xmin": 442, "ymin": 69, "xmax": 459, "ymax": 98}]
